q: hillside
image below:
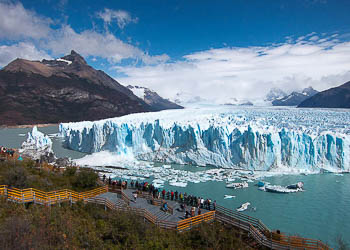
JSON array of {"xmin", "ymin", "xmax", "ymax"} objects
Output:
[
  {"xmin": 127, "ymin": 85, "xmax": 183, "ymax": 111},
  {"xmin": 0, "ymin": 51, "xmax": 152, "ymax": 126},
  {"xmin": 298, "ymin": 81, "xmax": 350, "ymax": 108}
]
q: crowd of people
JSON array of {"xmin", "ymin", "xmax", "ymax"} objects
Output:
[
  {"xmin": 0, "ymin": 146, "xmax": 16, "ymax": 158},
  {"xmin": 102, "ymin": 175, "xmax": 217, "ymax": 217}
]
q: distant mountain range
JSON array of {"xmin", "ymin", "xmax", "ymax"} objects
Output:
[
  {"xmin": 127, "ymin": 85, "xmax": 183, "ymax": 111},
  {"xmin": 266, "ymin": 87, "xmax": 319, "ymax": 106},
  {"xmin": 298, "ymin": 81, "xmax": 350, "ymax": 108},
  {"xmin": 0, "ymin": 51, "xmax": 178, "ymax": 125}
]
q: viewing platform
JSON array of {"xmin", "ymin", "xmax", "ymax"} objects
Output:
[{"xmin": 0, "ymin": 184, "xmax": 331, "ymax": 249}]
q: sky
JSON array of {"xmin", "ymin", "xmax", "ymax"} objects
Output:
[{"xmin": 1, "ymin": 0, "xmax": 350, "ymax": 102}]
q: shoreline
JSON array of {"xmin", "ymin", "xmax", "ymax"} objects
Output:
[{"xmin": 0, "ymin": 123, "xmax": 58, "ymax": 129}]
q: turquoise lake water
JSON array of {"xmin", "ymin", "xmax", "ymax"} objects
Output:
[{"xmin": 0, "ymin": 126, "xmax": 349, "ymax": 247}]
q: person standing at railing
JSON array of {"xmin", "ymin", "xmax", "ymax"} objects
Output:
[
  {"xmin": 171, "ymin": 191, "xmax": 174, "ymax": 200},
  {"xmin": 175, "ymin": 190, "xmax": 178, "ymax": 201},
  {"xmin": 200, "ymin": 197, "xmax": 204, "ymax": 208},
  {"xmin": 213, "ymin": 200, "xmax": 216, "ymax": 211},
  {"xmin": 179, "ymin": 192, "xmax": 183, "ymax": 203},
  {"xmin": 102, "ymin": 174, "xmax": 106, "ymax": 183},
  {"xmin": 131, "ymin": 180, "xmax": 134, "ymax": 188},
  {"xmin": 162, "ymin": 189, "xmax": 166, "ymax": 199},
  {"xmin": 198, "ymin": 208, "xmax": 201, "ymax": 215}
]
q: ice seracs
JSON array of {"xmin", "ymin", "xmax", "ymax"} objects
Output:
[
  {"xmin": 60, "ymin": 106, "xmax": 350, "ymax": 173},
  {"xmin": 19, "ymin": 126, "xmax": 54, "ymax": 160}
]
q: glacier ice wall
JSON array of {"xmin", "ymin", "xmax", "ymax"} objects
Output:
[{"xmin": 59, "ymin": 107, "xmax": 350, "ymax": 172}]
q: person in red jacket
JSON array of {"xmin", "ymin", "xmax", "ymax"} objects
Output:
[
  {"xmin": 171, "ymin": 191, "xmax": 174, "ymax": 200},
  {"xmin": 162, "ymin": 189, "xmax": 166, "ymax": 199}
]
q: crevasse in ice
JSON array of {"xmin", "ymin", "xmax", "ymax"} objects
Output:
[{"xmin": 59, "ymin": 107, "xmax": 350, "ymax": 172}]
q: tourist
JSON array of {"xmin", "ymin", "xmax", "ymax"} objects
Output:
[
  {"xmin": 198, "ymin": 208, "xmax": 201, "ymax": 215},
  {"xmin": 171, "ymin": 191, "xmax": 174, "ymax": 200},
  {"xmin": 102, "ymin": 174, "xmax": 106, "ymax": 182},
  {"xmin": 162, "ymin": 189, "xmax": 166, "ymax": 199},
  {"xmin": 208, "ymin": 199, "xmax": 211, "ymax": 210},
  {"xmin": 200, "ymin": 197, "xmax": 204, "ymax": 208},
  {"xmin": 175, "ymin": 191, "xmax": 178, "ymax": 201},
  {"xmin": 213, "ymin": 200, "xmax": 216, "ymax": 211},
  {"xmin": 179, "ymin": 192, "xmax": 183, "ymax": 203},
  {"xmin": 166, "ymin": 191, "xmax": 170, "ymax": 200},
  {"xmin": 131, "ymin": 180, "xmax": 134, "ymax": 188},
  {"xmin": 163, "ymin": 202, "xmax": 168, "ymax": 212},
  {"xmin": 133, "ymin": 192, "xmax": 137, "ymax": 202},
  {"xmin": 191, "ymin": 207, "xmax": 196, "ymax": 217},
  {"xmin": 108, "ymin": 176, "xmax": 111, "ymax": 185}
]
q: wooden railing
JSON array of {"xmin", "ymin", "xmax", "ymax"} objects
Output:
[
  {"xmin": 177, "ymin": 211, "xmax": 215, "ymax": 232},
  {"xmin": 85, "ymin": 196, "xmax": 177, "ymax": 230},
  {"xmin": 216, "ymin": 204, "xmax": 330, "ymax": 249},
  {"xmin": 0, "ymin": 184, "xmax": 331, "ymax": 249},
  {"xmin": 151, "ymin": 197, "xmax": 174, "ymax": 215},
  {"xmin": 0, "ymin": 185, "xmax": 108, "ymax": 205}
]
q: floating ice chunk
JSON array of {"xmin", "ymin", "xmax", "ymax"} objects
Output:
[
  {"xmin": 237, "ymin": 202, "xmax": 250, "ymax": 211},
  {"xmin": 226, "ymin": 181, "xmax": 248, "ymax": 189},
  {"xmin": 169, "ymin": 180, "xmax": 188, "ymax": 187},
  {"xmin": 224, "ymin": 195, "xmax": 236, "ymax": 199}
]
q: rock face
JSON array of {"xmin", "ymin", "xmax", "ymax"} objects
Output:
[
  {"xmin": 272, "ymin": 87, "xmax": 318, "ymax": 106},
  {"xmin": 127, "ymin": 85, "xmax": 183, "ymax": 111},
  {"xmin": 0, "ymin": 50, "xmax": 152, "ymax": 125},
  {"xmin": 298, "ymin": 81, "xmax": 350, "ymax": 108}
]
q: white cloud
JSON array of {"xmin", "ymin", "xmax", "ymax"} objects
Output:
[
  {"xmin": 45, "ymin": 25, "xmax": 169, "ymax": 64},
  {"xmin": 0, "ymin": 2, "xmax": 52, "ymax": 40},
  {"xmin": 97, "ymin": 8, "xmax": 138, "ymax": 29},
  {"xmin": 117, "ymin": 36, "xmax": 350, "ymax": 103},
  {"xmin": 0, "ymin": 42, "xmax": 51, "ymax": 67}
]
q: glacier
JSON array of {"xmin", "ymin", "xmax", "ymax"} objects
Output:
[{"xmin": 59, "ymin": 106, "xmax": 350, "ymax": 172}]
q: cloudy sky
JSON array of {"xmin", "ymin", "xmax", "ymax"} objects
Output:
[{"xmin": 1, "ymin": 0, "xmax": 350, "ymax": 101}]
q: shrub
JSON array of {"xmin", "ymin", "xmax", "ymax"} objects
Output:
[{"xmin": 72, "ymin": 169, "xmax": 98, "ymax": 190}]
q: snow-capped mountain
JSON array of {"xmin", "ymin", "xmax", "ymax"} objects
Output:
[
  {"xmin": 272, "ymin": 87, "xmax": 319, "ymax": 106},
  {"xmin": 299, "ymin": 81, "xmax": 350, "ymax": 108},
  {"xmin": 171, "ymin": 92, "xmax": 209, "ymax": 106},
  {"xmin": 127, "ymin": 85, "xmax": 183, "ymax": 111},
  {"xmin": 265, "ymin": 88, "xmax": 287, "ymax": 102},
  {"xmin": 0, "ymin": 50, "xmax": 152, "ymax": 125},
  {"xmin": 223, "ymin": 98, "xmax": 254, "ymax": 106}
]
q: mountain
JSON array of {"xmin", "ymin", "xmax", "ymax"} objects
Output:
[
  {"xmin": 298, "ymin": 81, "xmax": 350, "ymax": 108},
  {"xmin": 265, "ymin": 88, "xmax": 287, "ymax": 102},
  {"xmin": 0, "ymin": 50, "xmax": 152, "ymax": 125},
  {"xmin": 171, "ymin": 92, "xmax": 208, "ymax": 106},
  {"xmin": 127, "ymin": 85, "xmax": 183, "ymax": 111},
  {"xmin": 272, "ymin": 87, "xmax": 319, "ymax": 106}
]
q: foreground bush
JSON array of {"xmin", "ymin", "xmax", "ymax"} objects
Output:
[
  {"xmin": 0, "ymin": 159, "xmax": 99, "ymax": 191},
  {"xmin": 0, "ymin": 200, "xmax": 250, "ymax": 250}
]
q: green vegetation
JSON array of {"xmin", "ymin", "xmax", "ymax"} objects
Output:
[
  {"xmin": 0, "ymin": 200, "xmax": 250, "ymax": 249},
  {"xmin": 0, "ymin": 159, "xmax": 99, "ymax": 191},
  {"xmin": 0, "ymin": 159, "xmax": 252, "ymax": 249}
]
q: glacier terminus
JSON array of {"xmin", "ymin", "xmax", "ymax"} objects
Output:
[{"xmin": 59, "ymin": 106, "xmax": 350, "ymax": 173}]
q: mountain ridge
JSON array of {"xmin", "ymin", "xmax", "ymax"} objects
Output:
[{"xmin": 0, "ymin": 51, "xmax": 153, "ymax": 125}]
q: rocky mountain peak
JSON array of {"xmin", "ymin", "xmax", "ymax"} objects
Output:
[{"xmin": 61, "ymin": 50, "xmax": 87, "ymax": 65}]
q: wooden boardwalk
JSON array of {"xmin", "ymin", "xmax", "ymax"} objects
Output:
[
  {"xmin": 98, "ymin": 188, "xmax": 211, "ymax": 223},
  {"xmin": 0, "ymin": 185, "xmax": 331, "ymax": 249}
]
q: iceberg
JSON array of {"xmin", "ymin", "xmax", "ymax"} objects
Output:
[
  {"xmin": 237, "ymin": 202, "xmax": 250, "ymax": 211},
  {"xmin": 59, "ymin": 106, "xmax": 350, "ymax": 172},
  {"xmin": 19, "ymin": 126, "xmax": 54, "ymax": 160}
]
